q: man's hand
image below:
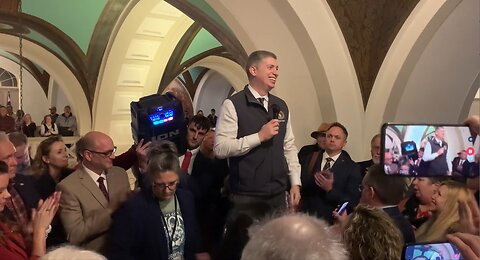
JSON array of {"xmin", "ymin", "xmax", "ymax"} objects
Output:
[
  {"xmin": 314, "ymin": 171, "xmax": 334, "ymax": 192},
  {"xmin": 437, "ymin": 147, "xmax": 445, "ymax": 156},
  {"xmin": 289, "ymin": 185, "xmax": 301, "ymax": 209},
  {"xmin": 258, "ymin": 119, "xmax": 279, "ymax": 142},
  {"xmin": 135, "ymin": 139, "xmax": 151, "ymax": 172}
]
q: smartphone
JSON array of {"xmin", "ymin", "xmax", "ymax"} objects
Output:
[
  {"xmin": 381, "ymin": 123, "xmax": 478, "ymax": 177},
  {"xmin": 337, "ymin": 201, "xmax": 349, "ymax": 215},
  {"xmin": 402, "ymin": 241, "xmax": 462, "ymax": 260}
]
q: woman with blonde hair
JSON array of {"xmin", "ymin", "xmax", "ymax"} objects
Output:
[
  {"xmin": 416, "ymin": 180, "xmax": 476, "ymax": 242},
  {"xmin": 343, "ymin": 205, "xmax": 403, "ymax": 260}
]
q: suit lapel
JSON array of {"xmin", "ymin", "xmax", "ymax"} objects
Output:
[{"xmin": 78, "ymin": 168, "xmax": 109, "ymax": 208}]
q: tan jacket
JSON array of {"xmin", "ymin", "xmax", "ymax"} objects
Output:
[{"xmin": 57, "ymin": 166, "xmax": 130, "ymax": 253}]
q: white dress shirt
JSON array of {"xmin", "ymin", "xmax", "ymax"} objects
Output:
[
  {"xmin": 214, "ymin": 85, "xmax": 301, "ymax": 187},
  {"xmin": 83, "ymin": 164, "xmax": 108, "ymax": 191},
  {"xmin": 178, "ymin": 147, "xmax": 200, "ymax": 175}
]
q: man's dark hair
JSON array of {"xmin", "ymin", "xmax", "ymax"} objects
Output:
[
  {"xmin": 328, "ymin": 122, "xmax": 349, "ymax": 138},
  {"xmin": 189, "ymin": 115, "xmax": 211, "ymax": 131},
  {"xmin": 211, "ymin": 109, "xmax": 215, "ymax": 113},
  {"xmin": 0, "ymin": 161, "xmax": 8, "ymax": 175},
  {"xmin": 8, "ymin": 132, "xmax": 28, "ymax": 147},
  {"xmin": 364, "ymin": 164, "xmax": 407, "ymax": 205},
  {"xmin": 245, "ymin": 50, "xmax": 277, "ymax": 79}
]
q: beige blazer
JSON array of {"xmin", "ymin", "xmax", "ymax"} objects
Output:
[{"xmin": 57, "ymin": 166, "xmax": 130, "ymax": 253}]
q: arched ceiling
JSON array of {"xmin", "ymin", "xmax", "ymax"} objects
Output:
[{"xmin": 0, "ymin": 0, "xmax": 239, "ymax": 110}]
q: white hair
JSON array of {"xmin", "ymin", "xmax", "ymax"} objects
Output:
[
  {"xmin": 241, "ymin": 214, "xmax": 348, "ymax": 260},
  {"xmin": 41, "ymin": 245, "xmax": 106, "ymax": 260}
]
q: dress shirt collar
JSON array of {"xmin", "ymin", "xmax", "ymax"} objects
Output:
[
  {"xmin": 248, "ymin": 85, "xmax": 269, "ymax": 102},
  {"xmin": 82, "ymin": 163, "xmax": 107, "ymax": 188}
]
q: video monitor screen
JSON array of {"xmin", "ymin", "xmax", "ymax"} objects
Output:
[
  {"xmin": 403, "ymin": 242, "xmax": 462, "ymax": 260},
  {"xmin": 381, "ymin": 124, "xmax": 479, "ymax": 177}
]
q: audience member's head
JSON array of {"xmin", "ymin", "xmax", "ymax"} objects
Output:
[
  {"xmin": 64, "ymin": 105, "xmax": 72, "ymax": 116},
  {"xmin": 23, "ymin": 113, "xmax": 33, "ymax": 124},
  {"xmin": 416, "ymin": 180, "xmax": 475, "ymax": 242},
  {"xmin": 75, "ymin": 131, "xmax": 116, "ymax": 174},
  {"xmin": 210, "ymin": 109, "xmax": 215, "ymax": 115},
  {"xmin": 458, "ymin": 150, "xmax": 467, "ymax": 160},
  {"xmin": 412, "ymin": 177, "xmax": 445, "ymax": 205},
  {"xmin": 146, "ymin": 141, "xmax": 180, "ymax": 201},
  {"xmin": 16, "ymin": 110, "xmax": 24, "ymax": 120},
  {"xmin": 0, "ymin": 133, "xmax": 18, "ymax": 179},
  {"xmin": 0, "ymin": 161, "xmax": 11, "ymax": 212},
  {"xmin": 0, "ymin": 106, "xmax": 7, "ymax": 117},
  {"xmin": 49, "ymin": 106, "xmax": 57, "ymax": 115},
  {"xmin": 8, "ymin": 132, "xmax": 30, "ymax": 175},
  {"xmin": 370, "ymin": 134, "xmax": 381, "ymax": 164},
  {"xmin": 42, "ymin": 245, "xmax": 107, "ymax": 260},
  {"xmin": 44, "ymin": 114, "xmax": 53, "ymax": 125},
  {"xmin": 196, "ymin": 110, "xmax": 204, "ymax": 116},
  {"xmin": 31, "ymin": 135, "xmax": 68, "ymax": 177},
  {"xmin": 242, "ymin": 214, "xmax": 347, "ymax": 260},
  {"xmin": 343, "ymin": 205, "xmax": 403, "ymax": 260},
  {"xmin": 186, "ymin": 115, "xmax": 210, "ymax": 150},
  {"xmin": 325, "ymin": 122, "xmax": 348, "ymax": 155},
  {"xmin": 310, "ymin": 122, "xmax": 331, "ymax": 150},
  {"xmin": 360, "ymin": 164, "xmax": 407, "ymax": 206},
  {"xmin": 384, "ymin": 150, "xmax": 394, "ymax": 166}
]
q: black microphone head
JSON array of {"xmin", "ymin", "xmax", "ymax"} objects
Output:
[{"xmin": 271, "ymin": 104, "xmax": 280, "ymax": 119}]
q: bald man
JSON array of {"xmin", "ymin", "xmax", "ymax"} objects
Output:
[{"xmin": 57, "ymin": 131, "xmax": 130, "ymax": 253}]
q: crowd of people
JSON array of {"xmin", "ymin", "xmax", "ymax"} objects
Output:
[
  {"xmin": 0, "ymin": 50, "xmax": 478, "ymax": 260},
  {"xmin": 0, "ymin": 105, "xmax": 78, "ymax": 137}
]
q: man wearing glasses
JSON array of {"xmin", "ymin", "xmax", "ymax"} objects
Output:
[{"xmin": 57, "ymin": 131, "xmax": 131, "ymax": 253}]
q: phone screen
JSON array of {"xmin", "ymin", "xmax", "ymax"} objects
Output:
[
  {"xmin": 337, "ymin": 201, "xmax": 349, "ymax": 215},
  {"xmin": 381, "ymin": 124, "xmax": 478, "ymax": 177},
  {"xmin": 403, "ymin": 242, "xmax": 462, "ymax": 260}
]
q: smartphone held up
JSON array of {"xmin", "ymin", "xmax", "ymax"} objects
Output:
[{"xmin": 381, "ymin": 123, "xmax": 479, "ymax": 177}]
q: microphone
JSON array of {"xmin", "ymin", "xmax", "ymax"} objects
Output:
[
  {"xmin": 270, "ymin": 104, "xmax": 285, "ymax": 123},
  {"xmin": 271, "ymin": 104, "xmax": 280, "ymax": 120}
]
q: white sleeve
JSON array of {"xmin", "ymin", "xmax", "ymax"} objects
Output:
[
  {"xmin": 284, "ymin": 113, "xmax": 301, "ymax": 187},
  {"xmin": 422, "ymin": 141, "xmax": 437, "ymax": 161},
  {"xmin": 214, "ymin": 99, "xmax": 261, "ymax": 159}
]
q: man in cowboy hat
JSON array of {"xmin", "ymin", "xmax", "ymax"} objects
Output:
[{"xmin": 298, "ymin": 122, "xmax": 331, "ymax": 164}]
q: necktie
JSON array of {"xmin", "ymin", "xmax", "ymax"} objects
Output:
[
  {"xmin": 181, "ymin": 151, "xmax": 192, "ymax": 173},
  {"xmin": 5, "ymin": 184, "xmax": 28, "ymax": 227},
  {"xmin": 257, "ymin": 98, "xmax": 265, "ymax": 107},
  {"xmin": 323, "ymin": 157, "xmax": 333, "ymax": 171},
  {"xmin": 97, "ymin": 177, "xmax": 109, "ymax": 201}
]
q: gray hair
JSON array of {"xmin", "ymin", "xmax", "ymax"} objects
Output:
[
  {"xmin": 241, "ymin": 214, "xmax": 348, "ymax": 260},
  {"xmin": 146, "ymin": 140, "xmax": 179, "ymax": 180},
  {"xmin": 41, "ymin": 245, "xmax": 106, "ymax": 260}
]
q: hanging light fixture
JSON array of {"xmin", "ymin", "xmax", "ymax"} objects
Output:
[{"xmin": 18, "ymin": 0, "xmax": 24, "ymax": 110}]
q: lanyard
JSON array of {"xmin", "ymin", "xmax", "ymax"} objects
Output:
[{"xmin": 160, "ymin": 194, "xmax": 178, "ymax": 255}]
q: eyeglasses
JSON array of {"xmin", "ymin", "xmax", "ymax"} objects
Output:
[
  {"xmin": 152, "ymin": 181, "xmax": 179, "ymax": 191},
  {"xmin": 87, "ymin": 146, "xmax": 117, "ymax": 157}
]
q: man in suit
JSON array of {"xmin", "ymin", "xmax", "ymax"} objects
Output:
[
  {"xmin": 0, "ymin": 134, "xmax": 40, "ymax": 235},
  {"xmin": 57, "ymin": 131, "xmax": 131, "ymax": 253},
  {"xmin": 300, "ymin": 122, "xmax": 361, "ymax": 223},
  {"xmin": 384, "ymin": 150, "xmax": 399, "ymax": 174},
  {"xmin": 357, "ymin": 134, "xmax": 381, "ymax": 178},
  {"xmin": 452, "ymin": 150, "xmax": 471, "ymax": 177},
  {"xmin": 360, "ymin": 164, "xmax": 415, "ymax": 243},
  {"xmin": 179, "ymin": 115, "xmax": 210, "ymax": 176}
]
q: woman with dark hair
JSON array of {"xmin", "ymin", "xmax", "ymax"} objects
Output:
[
  {"xmin": 15, "ymin": 110, "xmax": 25, "ymax": 132},
  {"xmin": 0, "ymin": 160, "xmax": 60, "ymax": 259},
  {"xmin": 108, "ymin": 141, "xmax": 206, "ymax": 260},
  {"xmin": 40, "ymin": 115, "xmax": 58, "ymax": 137},
  {"xmin": 31, "ymin": 135, "xmax": 72, "ymax": 246}
]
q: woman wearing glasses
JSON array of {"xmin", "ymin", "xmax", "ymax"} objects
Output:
[{"xmin": 108, "ymin": 141, "xmax": 207, "ymax": 260}]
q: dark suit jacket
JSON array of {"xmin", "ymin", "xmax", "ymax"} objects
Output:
[
  {"xmin": 383, "ymin": 206, "xmax": 415, "ymax": 244},
  {"xmin": 357, "ymin": 159, "xmax": 373, "ymax": 178},
  {"xmin": 452, "ymin": 157, "xmax": 471, "ymax": 177},
  {"xmin": 107, "ymin": 188, "xmax": 201, "ymax": 260},
  {"xmin": 300, "ymin": 150, "xmax": 362, "ymax": 223},
  {"xmin": 4, "ymin": 174, "xmax": 40, "ymax": 223}
]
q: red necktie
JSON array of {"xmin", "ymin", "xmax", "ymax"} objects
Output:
[
  {"xmin": 181, "ymin": 151, "xmax": 192, "ymax": 173},
  {"xmin": 97, "ymin": 177, "xmax": 109, "ymax": 201}
]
